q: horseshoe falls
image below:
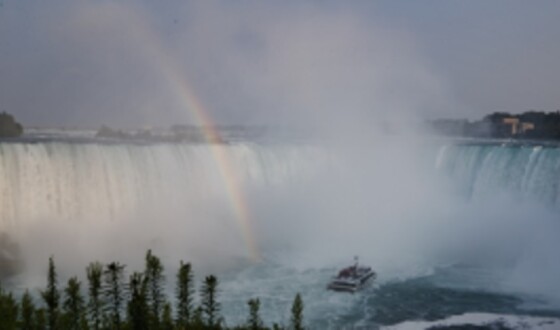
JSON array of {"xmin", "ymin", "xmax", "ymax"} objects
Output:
[
  {"xmin": 437, "ymin": 144, "xmax": 560, "ymax": 206},
  {"xmin": 0, "ymin": 142, "xmax": 327, "ymax": 229},
  {"xmin": 1, "ymin": 138, "xmax": 560, "ymax": 329}
]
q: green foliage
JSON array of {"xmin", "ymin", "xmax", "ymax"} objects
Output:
[
  {"xmin": 290, "ymin": 293, "xmax": 304, "ymax": 330},
  {"xmin": 201, "ymin": 275, "xmax": 221, "ymax": 329},
  {"xmin": 190, "ymin": 306, "xmax": 205, "ymax": 330},
  {"xmin": 176, "ymin": 261, "xmax": 194, "ymax": 328},
  {"xmin": 62, "ymin": 277, "xmax": 85, "ymax": 330},
  {"xmin": 520, "ymin": 110, "xmax": 560, "ymax": 139},
  {"xmin": 437, "ymin": 110, "xmax": 560, "ymax": 139},
  {"xmin": 41, "ymin": 256, "xmax": 60, "ymax": 330},
  {"xmin": 0, "ymin": 112, "xmax": 23, "ymax": 137},
  {"xmin": 86, "ymin": 262, "xmax": 104, "ymax": 330},
  {"xmin": 20, "ymin": 290, "xmax": 36, "ymax": 330},
  {"xmin": 483, "ymin": 112, "xmax": 512, "ymax": 124},
  {"xmin": 0, "ymin": 283, "xmax": 19, "ymax": 329},
  {"xmin": 103, "ymin": 262, "xmax": 126, "ymax": 330},
  {"xmin": 144, "ymin": 250, "xmax": 165, "ymax": 328},
  {"xmin": 127, "ymin": 272, "xmax": 149, "ymax": 330},
  {"xmin": 0, "ymin": 252, "xmax": 305, "ymax": 330},
  {"xmin": 247, "ymin": 298, "xmax": 264, "ymax": 330},
  {"xmin": 161, "ymin": 302, "xmax": 174, "ymax": 330},
  {"xmin": 35, "ymin": 308, "xmax": 47, "ymax": 330}
]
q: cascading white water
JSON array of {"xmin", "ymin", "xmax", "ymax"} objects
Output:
[
  {"xmin": 433, "ymin": 143, "xmax": 560, "ymax": 304},
  {"xmin": 3, "ymin": 141, "xmax": 558, "ymax": 233},
  {"xmin": 437, "ymin": 144, "xmax": 560, "ymax": 206},
  {"xmin": 0, "ymin": 142, "xmax": 330, "ymax": 230},
  {"xmin": 2, "ymin": 141, "xmax": 558, "ymax": 266},
  {"xmin": 0, "ymin": 141, "xmax": 335, "ymax": 279}
]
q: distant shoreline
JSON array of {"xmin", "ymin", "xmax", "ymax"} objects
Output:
[{"xmin": 3, "ymin": 128, "xmax": 560, "ymax": 148}]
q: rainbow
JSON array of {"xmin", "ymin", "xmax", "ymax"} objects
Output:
[
  {"xmin": 92, "ymin": 4, "xmax": 260, "ymax": 261},
  {"xmin": 169, "ymin": 79, "xmax": 260, "ymax": 262}
]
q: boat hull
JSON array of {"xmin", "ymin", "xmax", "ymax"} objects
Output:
[{"xmin": 327, "ymin": 271, "xmax": 376, "ymax": 293}]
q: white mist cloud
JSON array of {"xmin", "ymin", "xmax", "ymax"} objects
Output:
[
  {"xmin": 167, "ymin": 0, "xmax": 451, "ymax": 131},
  {"xmin": 0, "ymin": 0, "xmax": 451, "ymax": 128}
]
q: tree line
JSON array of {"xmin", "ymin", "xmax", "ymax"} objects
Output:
[
  {"xmin": 484, "ymin": 110, "xmax": 560, "ymax": 139},
  {"xmin": 0, "ymin": 250, "xmax": 305, "ymax": 330},
  {"xmin": 429, "ymin": 110, "xmax": 560, "ymax": 139}
]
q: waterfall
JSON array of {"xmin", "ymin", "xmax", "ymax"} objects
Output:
[
  {"xmin": 436, "ymin": 144, "xmax": 560, "ymax": 206},
  {"xmin": 0, "ymin": 142, "xmax": 329, "ymax": 231}
]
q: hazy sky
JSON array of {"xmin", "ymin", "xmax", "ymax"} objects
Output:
[{"xmin": 0, "ymin": 0, "xmax": 559, "ymax": 127}]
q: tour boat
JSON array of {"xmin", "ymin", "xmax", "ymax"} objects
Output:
[{"xmin": 327, "ymin": 257, "xmax": 376, "ymax": 293}]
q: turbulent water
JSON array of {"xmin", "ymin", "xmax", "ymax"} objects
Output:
[{"xmin": 1, "ymin": 137, "xmax": 560, "ymax": 329}]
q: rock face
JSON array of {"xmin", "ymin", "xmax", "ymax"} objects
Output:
[
  {"xmin": 0, "ymin": 112, "xmax": 23, "ymax": 137},
  {"xmin": 0, "ymin": 232, "xmax": 23, "ymax": 279}
]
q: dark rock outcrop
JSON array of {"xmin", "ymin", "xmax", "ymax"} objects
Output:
[{"xmin": 0, "ymin": 112, "xmax": 23, "ymax": 137}]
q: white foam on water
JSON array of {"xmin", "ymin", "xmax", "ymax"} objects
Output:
[{"xmin": 383, "ymin": 313, "xmax": 560, "ymax": 330}]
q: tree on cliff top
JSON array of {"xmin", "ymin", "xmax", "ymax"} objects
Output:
[{"xmin": 0, "ymin": 112, "xmax": 23, "ymax": 137}]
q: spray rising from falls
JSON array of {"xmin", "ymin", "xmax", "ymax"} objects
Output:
[
  {"xmin": 0, "ymin": 141, "xmax": 331, "ymax": 274},
  {"xmin": 2, "ymin": 141, "xmax": 560, "ymax": 261},
  {"xmin": 433, "ymin": 143, "xmax": 560, "ymax": 302}
]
